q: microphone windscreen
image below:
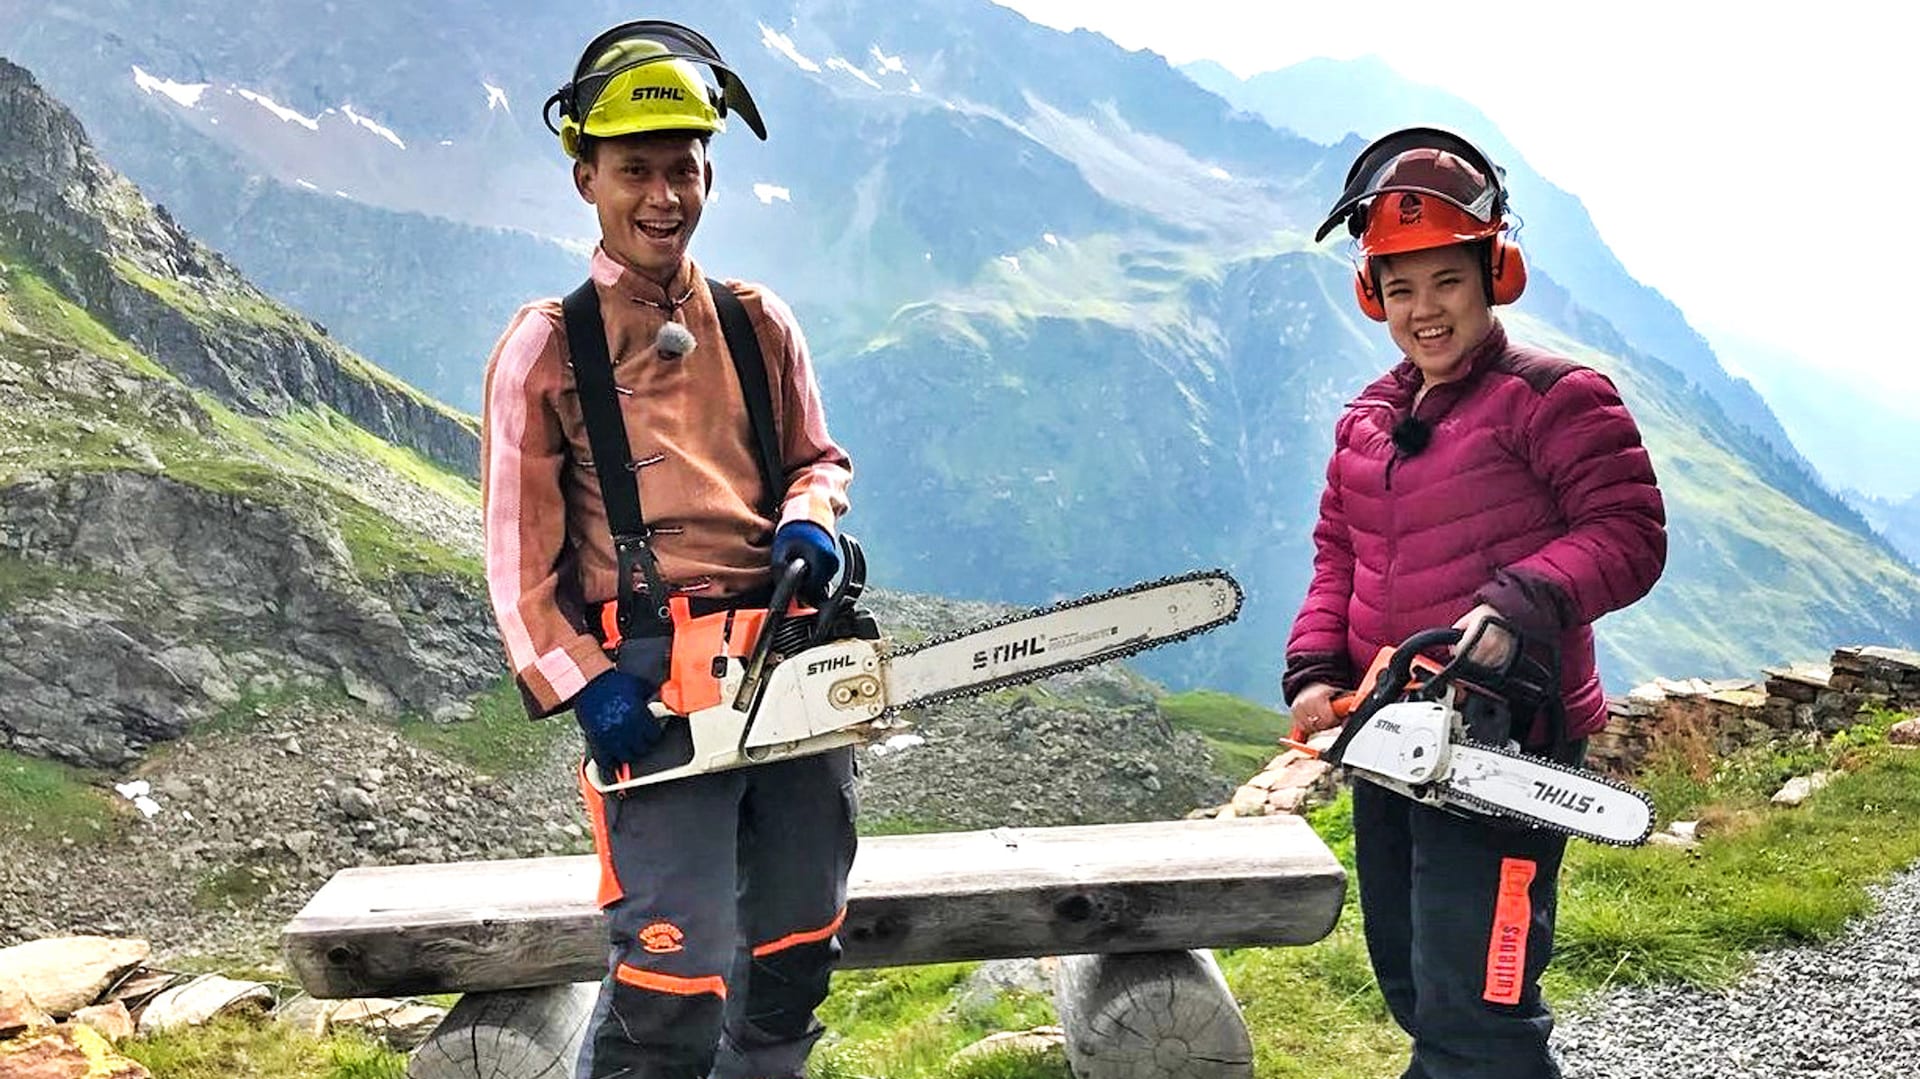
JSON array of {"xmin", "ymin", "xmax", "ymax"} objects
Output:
[
  {"xmin": 655, "ymin": 321, "xmax": 696, "ymax": 360},
  {"xmin": 1391, "ymin": 415, "xmax": 1432, "ymax": 456}
]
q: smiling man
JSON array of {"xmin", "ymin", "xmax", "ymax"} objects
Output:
[{"xmin": 480, "ymin": 20, "xmax": 855, "ymax": 1079}]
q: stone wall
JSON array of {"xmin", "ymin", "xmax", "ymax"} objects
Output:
[{"xmin": 1589, "ymin": 646, "xmax": 1920, "ymax": 776}]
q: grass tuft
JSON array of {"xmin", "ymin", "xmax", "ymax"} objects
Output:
[
  {"xmin": 395, "ymin": 677, "xmax": 567, "ymax": 775},
  {"xmin": 0, "ymin": 748, "xmax": 122, "ymax": 846},
  {"xmin": 122, "ymin": 1015, "xmax": 407, "ymax": 1079}
]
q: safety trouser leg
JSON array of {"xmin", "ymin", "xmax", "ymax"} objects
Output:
[
  {"xmin": 1353, "ymin": 779, "xmax": 1420, "ymax": 1041},
  {"xmin": 710, "ymin": 748, "xmax": 859, "ymax": 1079},
  {"xmin": 577, "ymin": 762, "xmax": 744, "ymax": 1079},
  {"xmin": 1404, "ymin": 800, "xmax": 1568, "ymax": 1079}
]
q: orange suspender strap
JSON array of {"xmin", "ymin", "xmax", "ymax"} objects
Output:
[
  {"xmin": 1483, "ymin": 856, "xmax": 1537, "ymax": 1005},
  {"xmin": 751, "ymin": 908, "xmax": 847, "ymax": 958},
  {"xmin": 615, "ymin": 963, "xmax": 727, "ymax": 1000}
]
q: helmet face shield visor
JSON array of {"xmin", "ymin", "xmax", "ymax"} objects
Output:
[
  {"xmin": 1314, "ymin": 127, "xmax": 1508, "ymax": 243},
  {"xmin": 544, "ymin": 20, "xmax": 766, "ymax": 156},
  {"xmin": 1356, "ymin": 149, "xmax": 1500, "ymax": 224}
]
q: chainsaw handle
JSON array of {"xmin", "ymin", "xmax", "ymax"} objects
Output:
[
  {"xmin": 733, "ymin": 558, "xmax": 809, "ymax": 718},
  {"xmin": 1383, "ymin": 627, "xmax": 1465, "ymax": 694}
]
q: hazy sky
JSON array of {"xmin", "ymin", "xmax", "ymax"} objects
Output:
[{"xmin": 993, "ymin": 0, "xmax": 1920, "ymax": 406}]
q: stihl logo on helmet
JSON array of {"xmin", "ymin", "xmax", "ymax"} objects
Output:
[{"xmin": 630, "ymin": 86, "xmax": 687, "ymax": 102}]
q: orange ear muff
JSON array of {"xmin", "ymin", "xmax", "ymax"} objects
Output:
[
  {"xmin": 1488, "ymin": 235, "xmax": 1527, "ymax": 306},
  {"xmin": 1353, "ymin": 255, "xmax": 1387, "ymax": 322}
]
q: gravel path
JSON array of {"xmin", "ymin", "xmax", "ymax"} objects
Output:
[{"xmin": 1554, "ymin": 864, "xmax": 1920, "ymax": 1078}]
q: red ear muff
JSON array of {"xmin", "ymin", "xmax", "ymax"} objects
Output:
[
  {"xmin": 1353, "ymin": 255, "xmax": 1387, "ymax": 322},
  {"xmin": 1487, "ymin": 235, "xmax": 1527, "ymax": 306}
]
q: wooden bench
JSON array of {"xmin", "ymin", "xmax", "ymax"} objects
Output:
[{"xmin": 284, "ymin": 815, "xmax": 1346, "ymax": 1079}]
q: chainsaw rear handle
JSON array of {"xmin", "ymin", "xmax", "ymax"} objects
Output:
[{"xmin": 732, "ymin": 558, "xmax": 810, "ymax": 719}]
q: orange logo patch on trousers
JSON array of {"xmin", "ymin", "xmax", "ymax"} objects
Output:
[
  {"xmin": 1483, "ymin": 857, "xmax": 1537, "ymax": 1005},
  {"xmin": 639, "ymin": 920, "xmax": 686, "ymax": 954}
]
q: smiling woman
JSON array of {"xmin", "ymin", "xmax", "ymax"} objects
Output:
[{"xmin": 1286, "ymin": 127, "xmax": 1667, "ymax": 1079}]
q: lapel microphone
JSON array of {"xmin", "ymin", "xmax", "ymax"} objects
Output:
[
  {"xmin": 655, "ymin": 321, "xmax": 696, "ymax": 361},
  {"xmin": 1391, "ymin": 414, "xmax": 1432, "ymax": 457}
]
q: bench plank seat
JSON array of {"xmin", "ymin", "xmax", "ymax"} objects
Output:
[{"xmin": 284, "ymin": 815, "xmax": 1345, "ymax": 999}]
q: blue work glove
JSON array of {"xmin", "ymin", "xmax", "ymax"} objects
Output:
[
  {"xmin": 574, "ymin": 669, "xmax": 661, "ymax": 782},
  {"xmin": 771, "ymin": 520, "xmax": 840, "ymax": 598}
]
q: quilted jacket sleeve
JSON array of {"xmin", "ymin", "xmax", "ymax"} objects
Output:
[
  {"xmin": 1283, "ymin": 418, "xmax": 1360, "ymax": 702},
  {"xmin": 1478, "ymin": 368, "xmax": 1667, "ymax": 639}
]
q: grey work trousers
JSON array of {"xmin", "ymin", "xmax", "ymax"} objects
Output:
[
  {"xmin": 575, "ymin": 746, "xmax": 858, "ymax": 1079},
  {"xmin": 1353, "ymin": 775, "xmax": 1570, "ymax": 1079}
]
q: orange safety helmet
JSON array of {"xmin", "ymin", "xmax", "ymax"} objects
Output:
[{"xmin": 1313, "ymin": 127, "xmax": 1527, "ymax": 321}]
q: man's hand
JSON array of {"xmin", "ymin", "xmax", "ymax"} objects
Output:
[
  {"xmin": 1289, "ymin": 682, "xmax": 1345, "ymax": 740},
  {"xmin": 574, "ymin": 669, "xmax": 662, "ymax": 782},
  {"xmin": 772, "ymin": 521, "xmax": 840, "ymax": 598},
  {"xmin": 1453, "ymin": 603, "xmax": 1517, "ymax": 668}
]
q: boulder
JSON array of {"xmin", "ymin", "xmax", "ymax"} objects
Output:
[
  {"xmin": 0, "ymin": 1023, "xmax": 150, "ymax": 1078},
  {"xmin": 1889, "ymin": 718, "xmax": 1920, "ymax": 746},
  {"xmin": 327, "ymin": 998, "xmax": 447, "ymax": 1051},
  {"xmin": 1, "ymin": 978, "xmax": 52, "ymax": 1038},
  {"xmin": 69, "ymin": 1002, "xmax": 134, "ymax": 1044},
  {"xmin": 957, "ymin": 958, "xmax": 1054, "ymax": 1013},
  {"xmin": 0, "ymin": 938, "xmax": 150, "ymax": 1018},
  {"xmin": 272, "ymin": 996, "xmax": 339, "ymax": 1038},
  {"xmin": 134, "ymin": 974, "xmax": 272, "ymax": 1034},
  {"xmin": 1771, "ymin": 771, "xmax": 1834, "ymax": 808},
  {"xmin": 951, "ymin": 1025, "xmax": 1067, "ymax": 1063}
]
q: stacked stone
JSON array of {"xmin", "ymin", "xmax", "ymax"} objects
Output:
[
  {"xmin": 1762, "ymin": 662, "xmax": 1843, "ymax": 734},
  {"xmin": 1587, "ymin": 677, "xmax": 1771, "ymax": 775},
  {"xmin": 1828, "ymin": 646, "xmax": 1920, "ymax": 714},
  {"xmin": 1197, "ymin": 739, "xmax": 1340, "ymax": 821}
]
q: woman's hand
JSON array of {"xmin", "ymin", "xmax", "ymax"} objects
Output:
[
  {"xmin": 1289, "ymin": 682, "xmax": 1345, "ymax": 738},
  {"xmin": 1452, "ymin": 602, "xmax": 1517, "ymax": 667}
]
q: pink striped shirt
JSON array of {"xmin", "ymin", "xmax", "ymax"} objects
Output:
[{"xmin": 481, "ymin": 249, "xmax": 853, "ymax": 716}]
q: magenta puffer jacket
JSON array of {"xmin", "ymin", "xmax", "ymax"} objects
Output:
[{"xmin": 1283, "ymin": 320, "xmax": 1666, "ymax": 743}]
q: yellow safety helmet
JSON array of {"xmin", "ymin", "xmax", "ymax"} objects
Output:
[{"xmin": 543, "ymin": 20, "xmax": 767, "ymax": 159}]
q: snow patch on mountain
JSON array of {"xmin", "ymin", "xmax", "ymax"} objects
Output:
[
  {"xmin": 130, "ymin": 66, "xmax": 206, "ymax": 108},
  {"xmin": 236, "ymin": 88, "xmax": 319, "ymax": 130},
  {"xmin": 753, "ymin": 183, "xmax": 792, "ymax": 205},
  {"xmin": 339, "ymin": 104, "xmax": 406, "ymax": 150},
  {"xmin": 870, "ymin": 46, "xmax": 908, "ymax": 76},
  {"xmin": 483, "ymin": 82, "xmax": 509, "ymax": 112},
  {"xmin": 760, "ymin": 24, "xmax": 821, "ymax": 73}
]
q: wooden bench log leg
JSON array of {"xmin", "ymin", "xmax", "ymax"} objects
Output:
[
  {"xmin": 406, "ymin": 982, "xmax": 598, "ymax": 1079},
  {"xmin": 1053, "ymin": 950, "xmax": 1253, "ymax": 1079}
]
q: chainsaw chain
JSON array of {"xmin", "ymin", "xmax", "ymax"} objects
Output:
[
  {"xmin": 877, "ymin": 569, "xmax": 1245, "ymax": 718},
  {"xmin": 1435, "ymin": 738, "xmax": 1656, "ymax": 847}
]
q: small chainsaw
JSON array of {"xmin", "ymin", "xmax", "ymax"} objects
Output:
[
  {"xmin": 1285, "ymin": 625, "xmax": 1655, "ymax": 846},
  {"xmin": 587, "ymin": 535, "xmax": 1244, "ymax": 793}
]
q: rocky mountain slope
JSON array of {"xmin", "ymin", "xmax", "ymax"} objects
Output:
[
  {"xmin": 1, "ymin": 58, "xmax": 500, "ymax": 769},
  {"xmin": 0, "ymin": 58, "xmax": 1235, "ymax": 967},
  {"xmin": 6, "ymin": 0, "xmax": 1912, "ymax": 701}
]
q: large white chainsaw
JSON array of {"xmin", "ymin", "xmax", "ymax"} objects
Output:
[
  {"xmin": 587, "ymin": 541, "xmax": 1242, "ymax": 793},
  {"xmin": 1291, "ymin": 626, "xmax": 1655, "ymax": 846}
]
